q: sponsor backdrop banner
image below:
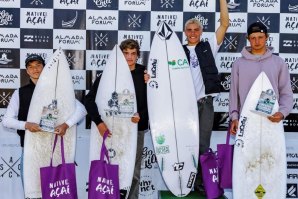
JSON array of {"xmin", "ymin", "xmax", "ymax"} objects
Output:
[{"xmin": 0, "ymin": 0, "xmax": 297, "ymax": 198}]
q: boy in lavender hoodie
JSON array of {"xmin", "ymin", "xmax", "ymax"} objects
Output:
[{"xmin": 229, "ymin": 22, "xmax": 293, "ymax": 134}]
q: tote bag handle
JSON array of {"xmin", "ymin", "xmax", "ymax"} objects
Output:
[{"xmin": 50, "ymin": 134, "xmax": 65, "ymax": 166}]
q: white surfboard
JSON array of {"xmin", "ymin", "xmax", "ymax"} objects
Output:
[
  {"xmin": 23, "ymin": 49, "xmax": 77, "ymax": 198},
  {"xmin": 233, "ymin": 72, "xmax": 286, "ymax": 199},
  {"xmin": 89, "ymin": 45, "xmax": 137, "ymax": 198},
  {"xmin": 147, "ymin": 22, "xmax": 199, "ymax": 197}
]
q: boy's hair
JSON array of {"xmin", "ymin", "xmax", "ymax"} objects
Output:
[
  {"xmin": 184, "ymin": 18, "xmax": 203, "ymax": 31},
  {"xmin": 120, "ymin": 39, "xmax": 140, "ymax": 57}
]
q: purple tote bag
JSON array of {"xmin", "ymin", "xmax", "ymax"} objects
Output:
[
  {"xmin": 200, "ymin": 148, "xmax": 223, "ymax": 199},
  {"xmin": 40, "ymin": 135, "xmax": 78, "ymax": 199},
  {"xmin": 217, "ymin": 127, "xmax": 233, "ymax": 189},
  {"xmin": 88, "ymin": 131, "xmax": 120, "ymax": 199}
]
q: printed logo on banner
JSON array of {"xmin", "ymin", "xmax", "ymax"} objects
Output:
[
  {"xmin": 0, "ymin": 69, "xmax": 20, "ymax": 89},
  {"xmin": 0, "ymin": 9, "xmax": 20, "ymax": 28},
  {"xmin": 0, "ymin": 110, "xmax": 4, "ymax": 123},
  {"xmin": 283, "ymin": 114, "xmax": 298, "ymax": 132},
  {"xmin": 0, "ymin": 28, "xmax": 20, "ymax": 49},
  {"xmin": 280, "ymin": 14, "xmax": 298, "ymax": 34},
  {"xmin": 137, "ymin": 51, "xmax": 149, "ymax": 66},
  {"xmin": 292, "ymin": 96, "xmax": 298, "ymax": 113},
  {"xmin": 119, "ymin": 0, "xmax": 151, "ymax": 11},
  {"xmin": 216, "ymin": 52, "xmax": 241, "ymax": 73},
  {"xmin": 214, "ymin": 93, "xmax": 229, "ymax": 112},
  {"xmin": 21, "ymin": 8, "xmax": 53, "ymax": 29},
  {"xmin": 247, "ymin": 13, "xmax": 280, "ymax": 33},
  {"xmin": 20, "ymin": 49, "xmax": 52, "ymax": 69},
  {"xmin": 54, "ymin": 10, "xmax": 86, "ymax": 29},
  {"xmin": 139, "ymin": 175, "xmax": 156, "ymax": 197},
  {"xmin": 1, "ymin": 0, "xmax": 20, "ymax": 8},
  {"xmin": 288, "ymin": 162, "xmax": 298, "ymax": 169},
  {"xmin": 118, "ymin": 31, "xmax": 150, "ymax": 51},
  {"xmin": 53, "ymin": 29, "xmax": 86, "ymax": 50},
  {"xmin": 279, "ymin": 54, "xmax": 298, "ymax": 73},
  {"xmin": 86, "ymin": 50, "xmax": 110, "ymax": 70},
  {"xmin": 64, "ymin": 50, "xmax": 85, "ymax": 70},
  {"xmin": 86, "ymin": 0, "xmax": 118, "ymax": 10},
  {"xmin": 0, "ymin": 89, "xmax": 14, "ymax": 108},
  {"xmin": 287, "ymin": 184, "xmax": 298, "ymax": 198},
  {"xmin": 220, "ymin": 73, "xmax": 231, "ymax": 92},
  {"xmin": 86, "ymin": 30, "xmax": 118, "ymax": 50},
  {"xmin": 141, "ymin": 147, "xmax": 158, "ymax": 169},
  {"xmin": 287, "ymin": 153, "xmax": 298, "ymax": 160},
  {"xmin": 280, "ymin": 0, "xmax": 298, "ymax": 13},
  {"xmin": 151, "ymin": 12, "xmax": 182, "ymax": 32},
  {"xmin": 21, "ymin": 29, "xmax": 52, "ymax": 49},
  {"xmin": 288, "ymin": 174, "xmax": 298, "ymax": 180},
  {"xmin": 265, "ymin": 33, "xmax": 279, "ymax": 53},
  {"xmin": 183, "ymin": 0, "xmax": 216, "ymax": 12},
  {"xmin": 0, "ymin": 155, "xmax": 21, "ymax": 178},
  {"xmin": 226, "ymin": 0, "xmax": 242, "ymax": 11},
  {"xmin": 219, "ymin": 33, "xmax": 246, "ymax": 53},
  {"xmin": 183, "ymin": 12, "xmax": 215, "ymax": 32},
  {"xmin": 0, "ymin": 49, "xmax": 20, "ymax": 68},
  {"xmin": 213, "ymin": 112, "xmax": 229, "ymax": 131},
  {"xmin": 248, "ymin": 0, "xmax": 280, "ymax": 13},
  {"xmin": 280, "ymin": 34, "xmax": 298, "ymax": 54},
  {"xmin": 21, "ymin": 0, "xmax": 53, "ymax": 8},
  {"xmin": 86, "ymin": 10, "xmax": 118, "ymax": 30},
  {"xmin": 151, "ymin": 0, "xmax": 183, "ymax": 11},
  {"xmin": 290, "ymin": 74, "xmax": 298, "ymax": 93},
  {"xmin": 118, "ymin": 11, "xmax": 150, "ymax": 31},
  {"xmin": 71, "ymin": 70, "xmax": 86, "ymax": 90},
  {"xmin": 53, "ymin": 0, "xmax": 86, "ymax": 9},
  {"xmin": 219, "ymin": 13, "xmax": 246, "ymax": 33}
]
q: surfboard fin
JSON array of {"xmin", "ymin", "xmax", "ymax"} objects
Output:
[{"xmin": 161, "ymin": 157, "xmax": 164, "ymax": 171}]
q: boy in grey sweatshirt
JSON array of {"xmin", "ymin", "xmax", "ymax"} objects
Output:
[{"xmin": 229, "ymin": 22, "xmax": 293, "ymax": 134}]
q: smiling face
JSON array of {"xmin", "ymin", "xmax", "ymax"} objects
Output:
[
  {"xmin": 247, "ymin": 32, "xmax": 268, "ymax": 55},
  {"xmin": 184, "ymin": 22, "xmax": 203, "ymax": 46},
  {"xmin": 26, "ymin": 60, "xmax": 44, "ymax": 84}
]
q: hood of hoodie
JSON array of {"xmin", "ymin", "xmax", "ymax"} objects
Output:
[{"xmin": 241, "ymin": 46, "xmax": 274, "ymax": 61}]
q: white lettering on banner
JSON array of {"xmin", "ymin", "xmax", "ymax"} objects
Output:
[{"xmin": 93, "ymin": 0, "xmax": 112, "ymax": 8}]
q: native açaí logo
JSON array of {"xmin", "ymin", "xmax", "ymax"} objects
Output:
[
  {"xmin": 26, "ymin": 11, "xmax": 47, "ymax": 25},
  {"xmin": 95, "ymin": 177, "xmax": 114, "ymax": 195},
  {"xmin": 0, "ymin": 10, "xmax": 13, "ymax": 26},
  {"xmin": 60, "ymin": 0, "xmax": 79, "ymax": 6},
  {"xmin": 48, "ymin": 179, "xmax": 71, "ymax": 197},
  {"xmin": 284, "ymin": 16, "xmax": 298, "ymax": 31},
  {"xmin": 168, "ymin": 58, "xmax": 189, "ymax": 69},
  {"xmin": 189, "ymin": 0, "xmax": 209, "ymax": 9},
  {"xmin": 156, "ymin": 14, "xmax": 177, "ymax": 27}
]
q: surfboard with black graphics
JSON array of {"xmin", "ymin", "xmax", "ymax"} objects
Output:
[
  {"xmin": 147, "ymin": 22, "xmax": 200, "ymax": 197},
  {"xmin": 233, "ymin": 72, "xmax": 286, "ymax": 199},
  {"xmin": 89, "ymin": 45, "xmax": 137, "ymax": 198}
]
